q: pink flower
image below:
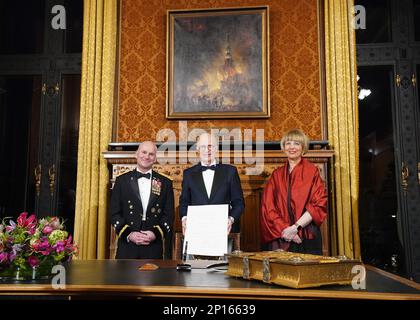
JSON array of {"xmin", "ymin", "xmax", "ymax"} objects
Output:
[
  {"xmin": 17, "ymin": 212, "xmax": 28, "ymax": 226},
  {"xmin": 5, "ymin": 220, "xmax": 16, "ymax": 232},
  {"xmin": 49, "ymin": 217, "xmax": 61, "ymax": 229},
  {"xmin": 1, "ymin": 215, "xmax": 77, "ymax": 270},
  {"xmin": 27, "ymin": 256, "xmax": 40, "ymax": 268},
  {"xmin": 0, "ymin": 252, "xmax": 9, "ymax": 263},
  {"xmin": 8, "ymin": 252, "xmax": 16, "ymax": 262},
  {"xmin": 31, "ymin": 239, "xmax": 41, "ymax": 251},
  {"xmin": 65, "ymin": 235, "xmax": 77, "ymax": 253},
  {"xmin": 53, "ymin": 241, "xmax": 65, "ymax": 253},
  {"xmin": 42, "ymin": 225, "xmax": 53, "ymax": 234},
  {"xmin": 38, "ymin": 239, "xmax": 51, "ymax": 255},
  {"xmin": 16, "ymin": 212, "xmax": 36, "ymax": 228},
  {"xmin": 28, "ymin": 225, "xmax": 36, "ymax": 235}
]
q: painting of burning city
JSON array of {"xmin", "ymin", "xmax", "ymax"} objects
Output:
[{"xmin": 166, "ymin": 6, "xmax": 270, "ymax": 119}]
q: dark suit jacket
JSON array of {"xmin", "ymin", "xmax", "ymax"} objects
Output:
[
  {"xmin": 179, "ymin": 163, "xmax": 244, "ymax": 233},
  {"xmin": 110, "ymin": 170, "xmax": 174, "ymax": 259}
]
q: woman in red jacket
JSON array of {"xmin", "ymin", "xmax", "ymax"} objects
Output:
[{"xmin": 260, "ymin": 129, "xmax": 327, "ymax": 255}]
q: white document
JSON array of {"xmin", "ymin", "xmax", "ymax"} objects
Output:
[{"xmin": 184, "ymin": 204, "xmax": 228, "ymax": 256}]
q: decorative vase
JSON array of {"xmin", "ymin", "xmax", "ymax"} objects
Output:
[{"xmin": 0, "ymin": 261, "xmax": 55, "ymax": 281}]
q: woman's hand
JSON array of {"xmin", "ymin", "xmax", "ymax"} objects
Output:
[
  {"xmin": 292, "ymin": 234, "xmax": 302, "ymax": 244},
  {"xmin": 281, "ymin": 225, "xmax": 298, "ymax": 242}
]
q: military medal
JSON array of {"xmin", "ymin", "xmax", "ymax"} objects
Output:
[{"xmin": 151, "ymin": 178, "xmax": 161, "ymax": 195}]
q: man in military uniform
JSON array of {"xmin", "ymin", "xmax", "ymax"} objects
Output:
[{"xmin": 110, "ymin": 141, "xmax": 174, "ymax": 259}]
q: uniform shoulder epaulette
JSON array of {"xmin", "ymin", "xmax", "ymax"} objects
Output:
[
  {"xmin": 116, "ymin": 169, "xmax": 134, "ymax": 178},
  {"xmin": 156, "ymin": 171, "xmax": 173, "ymax": 181}
]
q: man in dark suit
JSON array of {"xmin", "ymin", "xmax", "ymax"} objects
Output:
[
  {"xmin": 179, "ymin": 133, "xmax": 244, "ymax": 239},
  {"xmin": 110, "ymin": 141, "xmax": 174, "ymax": 259}
]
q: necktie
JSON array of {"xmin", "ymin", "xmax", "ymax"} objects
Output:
[
  {"xmin": 201, "ymin": 165, "xmax": 216, "ymax": 171},
  {"xmin": 136, "ymin": 171, "xmax": 151, "ymax": 179}
]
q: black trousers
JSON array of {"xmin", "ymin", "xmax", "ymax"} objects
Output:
[{"xmin": 116, "ymin": 239, "xmax": 163, "ymax": 259}]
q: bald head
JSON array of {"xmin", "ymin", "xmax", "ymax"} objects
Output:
[
  {"xmin": 136, "ymin": 141, "xmax": 157, "ymax": 172},
  {"xmin": 138, "ymin": 141, "xmax": 157, "ymax": 153}
]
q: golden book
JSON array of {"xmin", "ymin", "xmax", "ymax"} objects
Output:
[{"xmin": 226, "ymin": 250, "xmax": 362, "ymax": 289}]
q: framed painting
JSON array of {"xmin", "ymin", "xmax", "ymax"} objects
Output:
[{"xmin": 166, "ymin": 6, "xmax": 270, "ymax": 119}]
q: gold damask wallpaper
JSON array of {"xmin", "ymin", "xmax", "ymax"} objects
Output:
[{"xmin": 118, "ymin": 0, "xmax": 323, "ymax": 142}]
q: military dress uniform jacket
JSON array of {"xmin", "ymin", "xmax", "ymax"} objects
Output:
[{"xmin": 110, "ymin": 170, "xmax": 174, "ymax": 259}]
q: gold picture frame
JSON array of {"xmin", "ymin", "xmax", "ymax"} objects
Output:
[{"xmin": 166, "ymin": 6, "xmax": 270, "ymax": 119}]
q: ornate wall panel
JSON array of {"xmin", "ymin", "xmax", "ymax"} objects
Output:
[{"xmin": 118, "ymin": 0, "xmax": 322, "ymax": 141}]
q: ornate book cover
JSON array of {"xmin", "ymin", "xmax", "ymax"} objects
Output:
[{"xmin": 226, "ymin": 251, "xmax": 362, "ymax": 289}]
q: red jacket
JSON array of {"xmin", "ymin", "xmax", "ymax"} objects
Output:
[{"xmin": 260, "ymin": 158, "xmax": 327, "ymax": 244}]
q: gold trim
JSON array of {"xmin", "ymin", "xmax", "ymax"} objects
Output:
[
  {"xmin": 418, "ymin": 163, "xmax": 420, "ymax": 187},
  {"xmin": 412, "ymin": 74, "xmax": 416, "ymax": 87},
  {"xmin": 401, "ymin": 162, "xmax": 409, "ymax": 193},
  {"xmin": 48, "ymin": 164, "xmax": 56, "ymax": 196},
  {"xmin": 113, "ymin": 0, "xmax": 122, "ymax": 141},
  {"xmin": 154, "ymin": 225, "xmax": 164, "ymax": 239},
  {"xmin": 396, "ymin": 74, "xmax": 401, "ymax": 87},
  {"xmin": 118, "ymin": 225, "xmax": 129, "ymax": 238},
  {"xmin": 157, "ymin": 171, "xmax": 173, "ymax": 181},
  {"xmin": 154, "ymin": 225, "xmax": 165, "ymax": 258},
  {"xmin": 166, "ymin": 6, "xmax": 270, "ymax": 119},
  {"xmin": 0, "ymin": 283, "xmax": 419, "ymax": 300},
  {"xmin": 103, "ymin": 149, "xmax": 335, "ymax": 162},
  {"xmin": 349, "ymin": 1, "xmax": 360, "ymax": 257},
  {"xmin": 324, "ymin": 0, "xmax": 360, "ymax": 258},
  {"xmin": 34, "ymin": 164, "xmax": 42, "ymax": 196},
  {"xmin": 317, "ymin": 0, "xmax": 328, "ymax": 140},
  {"xmin": 54, "ymin": 82, "xmax": 60, "ymax": 94}
]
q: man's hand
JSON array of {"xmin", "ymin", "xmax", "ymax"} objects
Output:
[
  {"xmin": 182, "ymin": 217, "xmax": 187, "ymax": 235},
  {"xmin": 140, "ymin": 230, "xmax": 156, "ymax": 243},
  {"xmin": 227, "ymin": 217, "xmax": 234, "ymax": 234},
  {"xmin": 128, "ymin": 231, "xmax": 155, "ymax": 245},
  {"xmin": 281, "ymin": 225, "xmax": 298, "ymax": 242},
  {"xmin": 128, "ymin": 231, "xmax": 144, "ymax": 245}
]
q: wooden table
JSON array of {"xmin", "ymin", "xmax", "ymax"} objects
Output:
[{"xmin": 0, "ymin": 260, "xmax": 419, "ymax": 300}]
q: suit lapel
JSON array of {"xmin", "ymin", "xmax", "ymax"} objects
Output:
[
  {"xmin": 192, "ymin": 166, "xmax": 210, "ymax": 202},
  {"xmin": 209, "ymin": 165, "xmax": 223, "ymax": 202},
  {"xmin": 129, "ymin": 170, "xmax": 144, "ymax": 213}
]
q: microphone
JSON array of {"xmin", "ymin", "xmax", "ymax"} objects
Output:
[{"xmin": 176, "ymin": 240, "xmax": 191, "ymax": 271}]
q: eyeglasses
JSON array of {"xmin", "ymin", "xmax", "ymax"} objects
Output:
[{"xmin": 198, "ymin": 145, "xmax": 217, "ymax": 151}]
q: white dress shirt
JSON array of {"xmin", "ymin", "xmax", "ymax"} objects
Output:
[
  {"xmin": 201, "ymin": 161, "xmax": 216, "ymax": 198},
  {"xmin": 137, "ymin": 169, "xmax": 152, "ymax": 221},
  {"xmin": 182, "ymin": 161, "xmax": 234, "ymax": 224}
]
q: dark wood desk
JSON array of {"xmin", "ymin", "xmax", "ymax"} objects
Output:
[{"xmin": 0, "ymin": 260, "xmax": 419, "ymax": 300}]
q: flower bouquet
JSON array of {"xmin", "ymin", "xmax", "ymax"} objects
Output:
[{"xmin": 0, "ymin": 213, "xmax": 77, "ymax": 280}]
